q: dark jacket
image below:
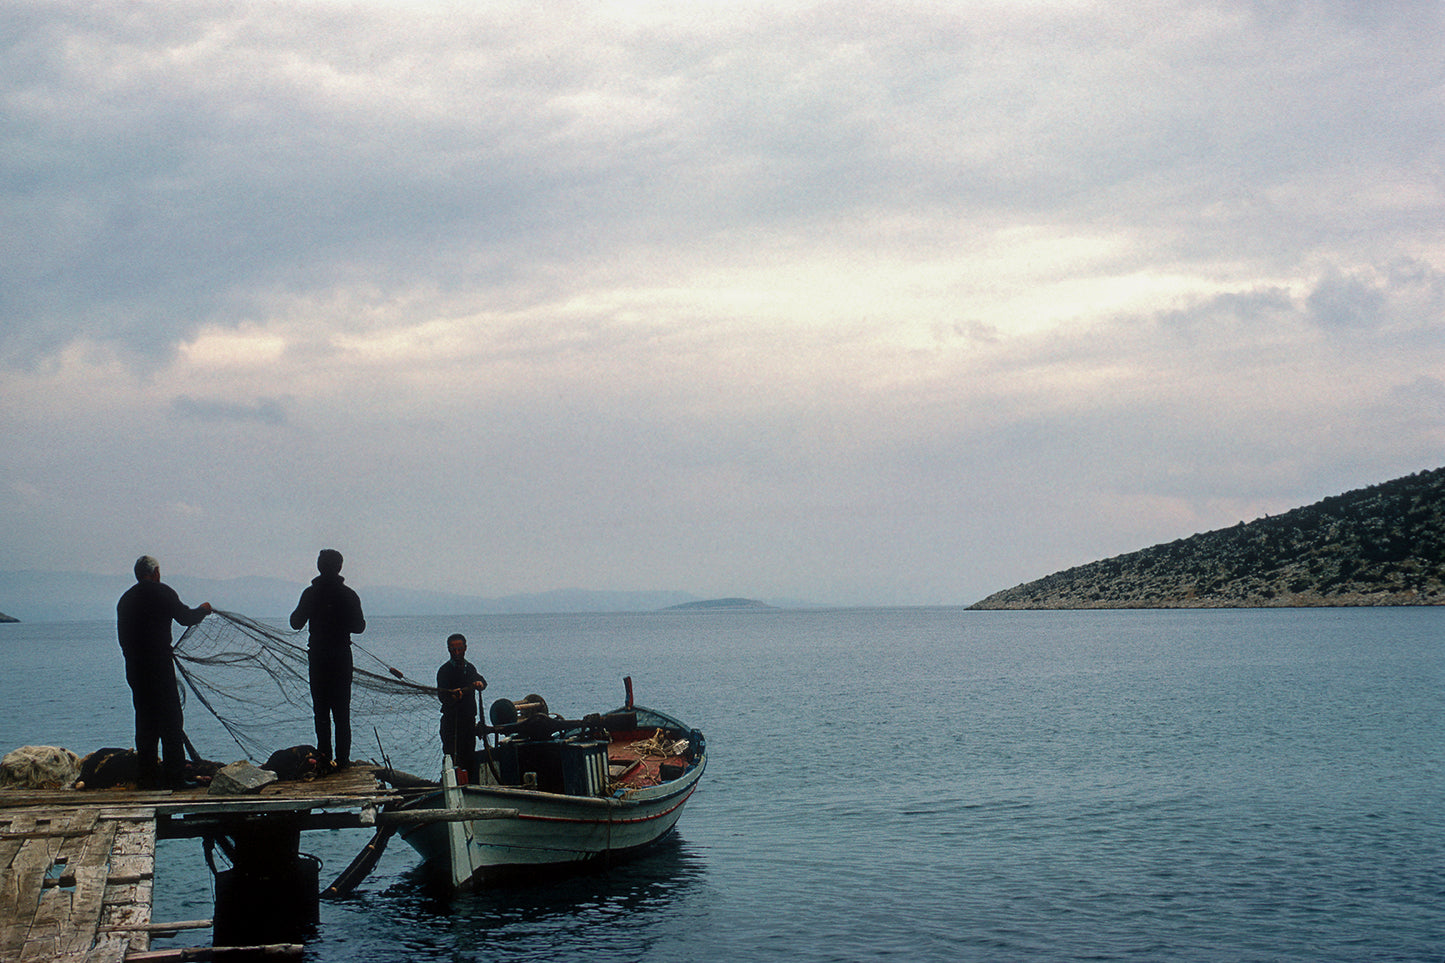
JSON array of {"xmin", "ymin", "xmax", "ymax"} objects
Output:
[
  {"xmin": 437, "ymin": 657, "xmax": 486, "ymax": 718},
  {"xmin": 290, "ymin": 574, "xmax": 365, "ymax": 652},
  {"xmin": 117, "ymin": 579, "xmax": 209, "ymax": 669}
]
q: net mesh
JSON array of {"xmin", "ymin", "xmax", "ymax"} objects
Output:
[{"xmin": 173, "ymin": 609, "xmax": 443, "ymax": 770}]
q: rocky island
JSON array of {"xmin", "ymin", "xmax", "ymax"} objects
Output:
[
  {"xmin": 664, "ymin": 597, "xmax": 775, "ymax": 611},
  {"xmin": 971, "ymin": 466, "xmax": 1445, "ymax": 609}
]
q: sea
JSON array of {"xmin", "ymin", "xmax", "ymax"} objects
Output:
[{"xmin": 2, "ymin": 606, "xmax": 1442, "ymax": 962}]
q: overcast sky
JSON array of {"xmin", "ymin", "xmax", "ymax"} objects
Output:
[{"xmin": 3, "ymin": 0, "xmax": 1442, "ymax": 607}]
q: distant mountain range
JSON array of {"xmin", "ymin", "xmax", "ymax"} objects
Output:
[
  {"xmin": 971, "ymin": 466, "xmax": 1445, "ymax": 609},
  {"xmin": 0, "ymin": 570, "xmax": 704, "ymax": 623}
]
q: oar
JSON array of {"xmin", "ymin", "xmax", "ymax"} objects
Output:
[{"xmin": 321, "ymin": 825, "xmax": 397, "ymax": 899}]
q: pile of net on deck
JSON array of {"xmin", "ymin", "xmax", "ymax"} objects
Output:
[{"xmin": 173, "ymin": 609, "xmax": 442, "ymax": 771}]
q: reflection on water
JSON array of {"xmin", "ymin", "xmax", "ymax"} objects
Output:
[{"xmin": 312, "ymin": 833, "xmax": 713, "ymax": 961}]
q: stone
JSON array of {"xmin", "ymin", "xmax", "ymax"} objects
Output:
[{"xmin": 208, "ymin": 760, "xmax": 279, "ymax": 795}]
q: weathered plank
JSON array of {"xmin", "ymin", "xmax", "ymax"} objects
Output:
[
  {"xmin": 57, "ymin": 818, "xmax": 121, "ymax": 948},
  {"xmin": 123, "ymin": 944, "xmax": 304, "ymax": 961},
  {"xmin": 0, "ymin": 810, "xmax": 38, "ymax": 876},
  {"xmin": 106, "ymin": 852, "xmax": 153, "ymax": 881},
  {"xmin": 1, "ymin": 836, "xmax": 57, "ymax": 960},
  {"xmin": 82, "ymin": 934, "xmax": 131, "ymax": 963},
  {"xmin": 99, "ymin": 879, "xmax": 153, "ymax": 912},
  {"xmin": 55, "ymin": 864, "xmax": 112, "ymax": 956},
  {"xmin": 99, "ymin": 917, "xmax": 211, "ymax": 933}
]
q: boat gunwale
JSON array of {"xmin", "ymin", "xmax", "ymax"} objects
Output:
[
  {"xmin": 397, "ymin": 749, "xmax": 705, "ymax": 813},
  {"xmin": 393, "ymin": 701, "xmax": 705, "ymax": 814}
]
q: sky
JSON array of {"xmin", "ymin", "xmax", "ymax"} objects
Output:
[{"xmin": 2, "ymin": 0, "xmax": 1443, "ymax": 607}]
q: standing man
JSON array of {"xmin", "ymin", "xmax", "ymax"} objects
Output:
[
  {"xmin": 437, "ymin": 632, "xmax": 486, "ymax": 783},
  {"xmin": 117, "ymin": 555, "xmax": 212, "ymax": 789},
  {"xmin": 290, "ymin": 549, "xmax": 366, "ymax": 773}
]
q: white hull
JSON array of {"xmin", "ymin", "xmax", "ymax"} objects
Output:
[{"xmin": 395, "ymin": 704, "xmax": 705, "ymax": 889}]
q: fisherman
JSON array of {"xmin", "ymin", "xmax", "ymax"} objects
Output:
[
  {"xmin": 290, "ymin": 549, "xmax": 366, "ymax": 773},
  {"xmin": 116, "ymin": 555, "xmax": 212, "ymax": 789},
  {"xmin": 437, "ymin": 632, "xmax": 487, "ymax": 783}
]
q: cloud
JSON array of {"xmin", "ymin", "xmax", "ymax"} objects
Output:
[
  {"xmin": 1306, "ymin": 269, "xmax": 1388, "ymax": 332},
  {"xmin": 5, "ymin": 0, "xmax": 1441, "ymax": 363},
  {"xmin": 170, "ymin": 395, "xmax": 290, "ymax": 426},
  {"xmin": 1, "ymin": 0, "xmax": 1442, "ymax": 605}
]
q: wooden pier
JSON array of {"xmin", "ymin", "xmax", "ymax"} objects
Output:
[{"xmin": 1, "ymin": 767, "xmax": 400, "ymax": 962}]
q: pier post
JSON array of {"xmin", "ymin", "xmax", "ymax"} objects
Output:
[{"xmin": 211, "ymin": 815, "xmax": 320, "ymax": 946}]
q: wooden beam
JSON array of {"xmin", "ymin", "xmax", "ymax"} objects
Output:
[
  {"xmin": 152, "ymin": 794, "xmax": 399, "ymax": 819},
  {"xmin": 155, "ymin": 810, "xmax": 374, "ymax": 839},
  {"xmin": 374, "ymin": 807, "xmax": 519, "ymax": 827},
  {"xmin": 100, "ymin": 917, "xmax": 211, "ymax": 933},
  {"xmin": 122, "ymin": 943, "xmax": 304, "ymax": 961}
]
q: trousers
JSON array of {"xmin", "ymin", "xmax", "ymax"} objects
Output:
[{"xmin": 308, "ymin": 646, "xmax": 353, "ymax": 765}]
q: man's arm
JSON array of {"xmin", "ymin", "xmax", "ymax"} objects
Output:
[
  {"xmin": 289, "ymin": 588, "xmax": 311, "ymax": 630},
  {"xmin": 168, "ymin": 586, "xmax": 212, "ymax": 628},
  {"xmin": 348, "ymin": 589, "xmax": 366, "ymax": 635}
]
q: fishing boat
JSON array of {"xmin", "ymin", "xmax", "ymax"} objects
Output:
[{"xmin": 389, "ymin": 678, "xmax": 706, "ymax": 889}]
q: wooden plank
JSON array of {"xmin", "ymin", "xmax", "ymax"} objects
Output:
[
  {"xmin": 0, "ymin": 836, "xmax": 57, "ymax": 960},
  {"xmin": 68, "ymin": 808, "xmax": 101, "ymax": 836},
  {"xmin": 375, "ymin": 807, "xmax": 519, "ymax": 826},
  {"xmin": 100, "ymin": 879, "xmax": 152, "ymax": 910},
  {"xmin": 82, "ymin": 934, "xmax": 130, "ymax": 963},
  {"xmin": 21, "ymin": 812, "xmax": 121, "ymax": 959},
  {"xmin": 123, "ymin": 944, "xmax": 304, "ymax": 961},
  {"xmin": 75, "ymin": 818, "xmax": 120, "ymax": 868},
  {"xmin": 97, "ymin": 808, "xmax": 157, "ymax": 821},
  {"xmin": 100, "ymin": 917, "xmax": 211, "ymax": 933},
  {"xmin": 0, "ymin": 806, "xmax": 160, "ymax": 963},
  {"xmin": 0, "ymin": 814, "xmax": 41, "ymax": 960},
  {"xmin": 100, "ymin": 896, "xmax": 152, "ymax": 953},
  {"xmin": 99, "ymin": 898, "xmax": 150, "ymax": 926},
  {"xmin": 0, "ymin": 832, "xmax": 28, "ymax": 877},
  {"xmin": 19, "ymin": 932, "xmax": 62, "ymax": 961},
  {"xmin": 109, "ymin": 829, "xmax": 154, "ymax": 858},
  {"xmin": 106, "ymin": 853, "xmax": 153, "ymax": 881},
  {"xmin": 27, "ymin": 876, "xmax": 70, "ymax": 940},
  {"xmin": 0, "ymin": 827, "xmax": 96, "ymax": 841},
  {"xmin": 19, "ymin": 924, "xmax": 62, "ymax": 961},
  {"xmin": 154, "ymin": 792, "xmax": 400, "ymax": 819},
  {"xmin": 48, "ymin": 818, "xmax": 121, "ymax": 956},
  {"xmin": 2, "ymin": 810, "xmax": 37, "ymax": 834},
  {"xmin": 24, "ymin": 812, "xmax": 111, "ymax": 962},
  {"xmin": 55, "ymin": 864, "xmax": 111, "ymax": 956}
]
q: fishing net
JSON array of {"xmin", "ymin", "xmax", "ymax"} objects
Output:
[{"xmin": 172, "ymin": 610, "xmax": 444, "ymax": 771}]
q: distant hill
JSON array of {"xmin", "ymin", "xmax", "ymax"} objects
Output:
[
  {"xmin": 664, "ymin": 597, "xmax": 776, "ymax": 611},
  {"xmin": 971, "ymin": 467, "xmax": 1445, "ymax": 609},
  {"xmin": 0, "ymin": 611, "xmax": 16, "ymax": 623},
  {"xmin": 0, "ymin": 570, "xmax": 700, "ymax": 623}
]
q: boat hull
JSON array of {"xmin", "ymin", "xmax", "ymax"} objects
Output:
[{"xmin": 395, "ymin": 704, "xmax": 705, "ymax": 889}]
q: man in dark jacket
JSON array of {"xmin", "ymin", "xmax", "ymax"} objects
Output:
[
  {"xmin": 437, "ymin": 632, "xmax": 487, "ymax": 783},
  {"xmin": 290, "ymin": 549, "xmax": 366, "ymax": 771},
  {"xmin": 117, "ymin": 555, "xmax": 212, "ymax": 789}
]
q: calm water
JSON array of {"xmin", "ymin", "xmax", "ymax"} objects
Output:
[{"xmin": 2, "ymin": 607, "xmax": 1442, "ymax": 961}]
